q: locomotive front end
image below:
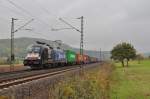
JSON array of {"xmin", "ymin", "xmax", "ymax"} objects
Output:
[{"xmin": 23, "ymin": 46, "xmax": 41, "ymax": 66}]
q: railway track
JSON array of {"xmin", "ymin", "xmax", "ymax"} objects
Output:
[
  {"xmin": 0, "ymin": 65, "xmax": 82, "ymax": 89},
  {"xmin": 0, "ymin": 63, "xmax": 100, "ymax": 89},
  {"xmin": 0, "ymin": 67, "xmax": 78, "ymax": 89},
  {"xmin": 0, "ymin": 65, "xmax": 78, "ymax": 83}
]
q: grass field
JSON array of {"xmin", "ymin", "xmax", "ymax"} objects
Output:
[{"xmin": 111, "ymin": 60, "xmax": 150, "ymax": 99}]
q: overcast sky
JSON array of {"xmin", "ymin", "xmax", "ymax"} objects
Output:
[{"xmin": 0, "ymin": 0, "xmax": 150, "ymax": 52}]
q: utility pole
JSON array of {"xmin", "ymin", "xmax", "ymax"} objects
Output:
[
  {"xmin": 10, "ymin": 18, "xmax": 17, "ymax": 71},
  {"xmin": 103, "ymin": 53, "xmax": 105, "ymax": 61},
  {"xmin": 10, "ymin": 18, "xmax": 34, "ymax": 71},
  {"xmin": 78, "ymin": 16, "xmax": 84, "ymax": 55},
  {"xmin": 100, "ymin": 48, "xmax": 102, "ymax": 62},
  {"xmin": 77, "ymin": 16, "xmax": 84, "ymax": 75}
]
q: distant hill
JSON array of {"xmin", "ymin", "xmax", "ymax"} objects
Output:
[
  {"xmin": 0, "ymin": 37, "xmax": 71, "ymax": 58},
  {"xmin": 0, "ymin": 37, "xmax": 111, "ymax": 60}
]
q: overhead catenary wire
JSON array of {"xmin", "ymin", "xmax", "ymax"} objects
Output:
[
  {"xmin": 14, "ymin": 19, "xmax": 34, "ymax": 32},
  {"xmin": 2, "ymin": 0, "xmax": 79, "ymax": 42},
  {"xmin": 5, "ymin": 0, "xmax": 33, "ymax": 17},
  {"xmin": 5, "ymin": 0, "xmax": 54, "ymax": 30},
  {"xmin": 32, "ymin": 0, "xmax": 60, "ymax": 28},
  {"xmin": 3, "ymin": 0, "xmax": 59, "ymax": 41},
  {"xmin": 58, "ymin": 18, "xmax": 80, "ymax": 32},
  {"xmin": 31, "ymin": 0, "xmax": 81, "ymax": 31},
  {"xmin": 3, "ymin": 0, "xmax": 71, "ymax": 37},
  {"xmin": 0, "ymin": 3, "xmax": 27, "ymax": 18},
  {"xmin": 32, "ymin": 0, "xmax": 57, "ymax": 17}
]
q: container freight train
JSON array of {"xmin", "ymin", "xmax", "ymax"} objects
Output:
[{"xmin": 23, "ymin": 41, "xmax": 98, "ymax": 69}]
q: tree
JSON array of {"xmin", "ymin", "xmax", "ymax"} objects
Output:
[
  {"xmin": 111, "ymin": 42, "xmax": 136, "ymax": 67},
  {"xmin": 148, "ymin": 56, "xmax": 150, "ymax": 59}
]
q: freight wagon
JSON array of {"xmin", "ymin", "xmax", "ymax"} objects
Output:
[
  {"xmin": 89, "ymin": 57, "xmax": 98, "ymax": 63},
  {"xmin": 76, "ymin": 54, "xmax": 84, "ymax": 65},
  {"xmin": 83, "ymin": 55, "xmax": 90, "ymax": 64},
  {"xmin": 65, "ymin": 50, "xmax": 76, "ymax": 65}
]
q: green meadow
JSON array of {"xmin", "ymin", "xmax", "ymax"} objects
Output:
[{"xmin": 111, "ymin": 60, "xmax": 150, "ymax": 99}]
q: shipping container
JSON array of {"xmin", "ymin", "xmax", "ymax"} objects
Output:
[
  {"xmin": 65, "ymin": 50, "xmax": 76, "ymax": 64},
  {"xmin": 89, "ymin": 57, "xmax": 97, "ymax": 63},
  {"xmin": 83, "ymin": 55, "xmax": 90, "ymax": 64},
  {"xmin": 76, "ymin": 54, "xmax": 84, "ymax": 64}
]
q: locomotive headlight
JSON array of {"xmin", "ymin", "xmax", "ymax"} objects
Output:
[
  {"xmin": 25, "ymin": 53, "xmax": 40, "ymax": 59},
  {"xmin": 25, "ymin": 53, "xmax": 32, "ymax": 59},
  {"xmin": 35, "ymin": 53, "xmax": 41, "ymax": 59},
  {"xmin": 37, "ymin": 57, "xmax": 41, "ymax": 59}
]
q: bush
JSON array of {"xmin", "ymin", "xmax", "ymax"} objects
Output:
[{"xmin": 0, "ymin": 58, "xmax": 9, "ymax": 65}]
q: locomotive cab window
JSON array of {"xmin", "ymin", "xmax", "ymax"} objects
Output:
[{"xmin": 28, "ymin": 46, "xmax": 41, "ymax": 53}]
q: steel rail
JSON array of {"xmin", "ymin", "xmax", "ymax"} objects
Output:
[
  {"xmin": 0, "ymin": 63, "xmax": 101, "ymax": 89},
  {"xmin": 0, "ymin": 66, "xmax": 79, "ymax": 89}
]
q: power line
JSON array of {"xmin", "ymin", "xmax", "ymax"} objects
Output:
[
  {"xmin": 32, "ymin": 0, "xmax": 57, "ymax": 17},
  {"xmin": 31, "ymin": 0, "xmax": 81, "ymax": 31},
  {"xmin": 6, "ymin": 0, "xmax": 33, "ymax": 17},
  {"xmin": 0, "ymin": 3, "xmax": 27, "ymax": 18},
  {"xmin": 32, "ymin": 0, "xmax": 59, "ymax": 28},
  {"xmin": 59, "ymin": 18, "xmax": 80, "ymax": 32},
  {"xmin": 14, "ymin": 19, "xmax": 34, "ymax": 32},
  {"xmin": 5, "ymin": 0, "xmax": 54, "ymax": 30},
  {"xmin": 3, "ymin": 0, "xmax": 79, "ymax": 43}
]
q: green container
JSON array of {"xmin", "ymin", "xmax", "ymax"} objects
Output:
[{"xmin": 65, "ymin": 50, "xmax": 76, "ymax": 63}]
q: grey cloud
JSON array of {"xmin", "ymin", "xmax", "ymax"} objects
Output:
[{"xmin": 0, "ymin": 0, "xmax": 150, "ymax": 52}]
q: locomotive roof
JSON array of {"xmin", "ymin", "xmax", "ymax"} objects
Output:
[{"xmin": 32, "ymin": 44, "xmax": 50, "ymax": 49}]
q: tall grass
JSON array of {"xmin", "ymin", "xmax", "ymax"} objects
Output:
[
  {"xmin": 0, "ymin": 59, "xmax": 8, "ymax": 65},
  {"xmin": 51, "ymin": 63, "xmax": 115, "ymax": 99}
]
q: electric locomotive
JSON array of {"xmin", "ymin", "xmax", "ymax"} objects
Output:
[
  {"xmin": 24, "ymin": 41, "xmax": 66, "ymax": 69},
  {"xmin": 23, "ymin": 42, "xmax": 50, "ymax": 69}
]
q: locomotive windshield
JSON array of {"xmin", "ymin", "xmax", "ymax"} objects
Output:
[{"xmin": 28, "ymin": 46, "xmax": 41, "ymax": 53}]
